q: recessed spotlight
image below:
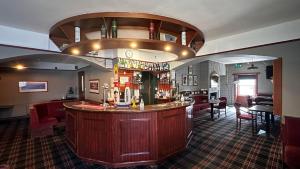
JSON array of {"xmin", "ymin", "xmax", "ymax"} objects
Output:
[
  {"xmin": 130, "ymin": 42, "xmax": 137, "ymax": 48},
  {"xmin": 71, "ymin": 48, "xmax": 80, "ymax": 55},
  {"xmin": 164, "ymin": 45, "xmax": 171, "ymax": 51},
  {"xmin": 182, "ymin": 50, "xmax": 188, "ymax": 56},
  {"xmin": 15, "ymin": 64, "xmax": 25, "ymax": 70},
  {"xmin": 92, "ymin": 43, "xmax": 101, "ymax": 50}
]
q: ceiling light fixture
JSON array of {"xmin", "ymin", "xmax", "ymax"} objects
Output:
[
  {"xmin": 181, "ymin": 50, "xmax": 188, "ymax": 56},
  {"xmin": 164, "ymin": 45, "xmax": 171, "ymax": 51},
  {"xmin": 247, "ymin": 56, "xmax": 258, "ymax": 70},
  {"xmin": 92, "ymin": 43, "xmax": 101, "ymax": 50},
  {"xmin": 130, "ymin": 42, "xmax": 137, "ymax": 48},
  {"xmin": 71, "ymin": 48, "xmax": 80, "ymax": 55},
  {"xmin": 15, "ymin": 64, "xmax": 25, "ymax": 70}
]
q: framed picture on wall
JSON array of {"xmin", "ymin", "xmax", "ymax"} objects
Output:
[
  {"xmin": 188, "ymin": 75, "xmax": 193, "ymax": 86},
  {"xmin": 89, "ymin": 79, "xmax": 99, "ymax": 94},
  {"xmin": 188, "ymin": 65, "xmax": 193, "ymax": 74},
  {"xmin": 182, "ymin": 75, "xmax": 187, "ymax": 86},
  {"xmin": 193, "ymin": 75, "xmax": 198, "ymax": 86},
  {"xmin": 18, "ymin": 81, "xmax": 48, "ymax": 93}
]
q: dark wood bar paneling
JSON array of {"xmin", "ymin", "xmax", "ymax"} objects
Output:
[
  {"xmin": 64, "ymin": 101, "xmax": 192, "ymax": 168},
  {"xmin": 158, "ymin": 108, "xmax": 186, "ymax": 158},
  {"xmin": 66, "ymin": 111, "xmax": 77, "ymax": 149}
]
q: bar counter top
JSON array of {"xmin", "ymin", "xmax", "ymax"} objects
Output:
[{"xmin": 63, "ymin": 101, "xmax": 190, "ymax": 113}]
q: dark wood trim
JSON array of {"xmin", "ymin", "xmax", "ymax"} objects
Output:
[
  {"xmin": 273, "ymin": 58, "xmax": 282, "ymax": 116},
  {"xmin": 62, "ymin": 38, "xmax": 197, "ymax": 61},
  {"xmin": 197, "ymin": 38, "xmax": 300, "ymax": 57}
]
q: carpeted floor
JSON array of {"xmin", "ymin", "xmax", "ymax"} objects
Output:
[{"xmin": 0, "ymin": 107, "xmax": 282, "ymax": 169}]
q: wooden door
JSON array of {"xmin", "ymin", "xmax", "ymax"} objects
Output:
[
  {"xmin": 273, "ymin": 58, "xmax": 282, "ymax": 115},
  {"xmin": 78, "ymin": 71, "xmax": 85, "ymax": 100}
]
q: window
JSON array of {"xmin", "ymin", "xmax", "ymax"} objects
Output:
[{"xmin": 237, "ymin": 79, "xmax": 256, "ymax": 97}]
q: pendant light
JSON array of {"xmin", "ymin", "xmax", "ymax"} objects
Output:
[{"xmin": 247, "ymin": 56, "xmax": 258, "ymax": 70}]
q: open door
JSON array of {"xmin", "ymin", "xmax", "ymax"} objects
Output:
[
  {"xmin": 273, "ymin": 58, "xmax": 282, "ymax": 116},
  {"xmin": 78, "ymin": 71, "xmax": 85, "ymax": 100}
]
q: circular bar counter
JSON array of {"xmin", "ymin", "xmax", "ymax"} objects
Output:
[{"xmin": 63, "ymin": 101, "xmax": 193, "ymax": 168}]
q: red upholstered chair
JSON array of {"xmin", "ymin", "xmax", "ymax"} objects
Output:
[
  {"xmin": 47, "ymin": 101, "xmax": 65, "ymax": 122},
  {"xmin": 215, "ymin": 97, "xmax": 227, "ymax": 117},
  {"xmin": 282, "ymin": 116, "xmax": 300, "ymax": 169},
  {"xmin": 234, "ymin": 103, "xmax": 257, "ymax": 135},
  {"xmin": 192, "ymin": 95, "xmax": 210, "ymax": 116},
  {"xmin": 29, "ymin": 101, "xmax": 65, "ymax": 137},
  {"xmin": 30, "ymin": 106, "xmax": 57, "ymax": 137}
]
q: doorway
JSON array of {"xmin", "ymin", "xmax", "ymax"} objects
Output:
[{"xmin": 141, "ymin": 72, "xmax": 157, "ymax": 105}]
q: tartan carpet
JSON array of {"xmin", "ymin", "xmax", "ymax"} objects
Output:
[{"xmin": 0, "ymin": 107, "xmax": 282, "ymax": 169}]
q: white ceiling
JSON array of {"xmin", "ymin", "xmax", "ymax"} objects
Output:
[
  {"xmin": 0, "ymin": 0, "xmax": 300, "ymax": 41},
  {"xmin": 207, "ymin": 54, "xmax": 276, "ymax": 64}
]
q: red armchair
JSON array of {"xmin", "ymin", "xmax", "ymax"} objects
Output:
[
  {"xmin": 282, "ymin": 116, "xmax": 300, "ymax": 169},
  {"xmin": 192, "ymin": 95, "xmax": 210, "ymax": 115},
  {"xmin": 30, "ymin": 101, "xmax": 65, "ymax": 137}
]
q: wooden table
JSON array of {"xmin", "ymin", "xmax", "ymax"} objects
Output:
[
  {"xmin": 0, "ymin": 105, "xmax": 14, "ymax": 109},
  {"xmin": 249, "ymin": 105, "xmax": 273, "ymax": 136},
  {"xmin": 209, "ymin": 100, "xmax": 220, "ymax": 120},
  {"xmin": 257, "ymin": 101, "xmax": 273, "ymax": 106}
]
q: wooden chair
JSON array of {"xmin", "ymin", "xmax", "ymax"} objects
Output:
[
  {"xmin": 234, "ymin": 103, "xmax": 257, "ymax": 135},
  {"xmin": 215, "ymin": 97, "xmax": 227, "ymax": 118}
]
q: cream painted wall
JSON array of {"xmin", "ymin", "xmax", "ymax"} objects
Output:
[
  {"xmin": 0, "ymin": 69, "xmax": 77, "ymax": 118},
  {"xmin": 81, "ymin": 66, "xmax": 114, "ymax": 102}
]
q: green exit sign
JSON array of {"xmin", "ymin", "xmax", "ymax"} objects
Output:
[{"xmin": 234, "ymin": 63, "xmax": 243, "ymax": 69}]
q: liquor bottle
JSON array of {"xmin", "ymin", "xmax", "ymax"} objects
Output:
[
  {"xmin": 140, "ymin": 98, "xmax": 144, "ymax": 110},
  {"xmin": 75, "ymin": 26, "xmax": 80, "ymax": 42},
  {"xmin": 111, "ymin": 19, "xmax": 117, "ymax": 38},
  {"xmin": 156, "ymin": 30, "xmax": 160, "ymax": 40},
  {"xmin": 181, "ymin": 31, "xmax": 186, "ymax": 46},
  {"xmin": 149, "ymin": 22, "xmax": 155, "ymax": 39},
  {"xmin": 100, "ymin": 25, "xmax": 107, "ymax": 39}
]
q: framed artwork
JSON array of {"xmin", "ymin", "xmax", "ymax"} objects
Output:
[
  {"xmin": 89, "ymin": 79, "xmax": 99, "ymax": 94},
  {"xmin": 18, "ymin": 81, "xmax": 48, "ymax": 92},
  {"xmin": 193, "ymin": 75, "xmax": 198, "ymax": 86},
  {"xmin": 182, "ymin": 75, "xmax": 187, "ymax": 86},
  {"xmin": 188, "ymin": 75, "xmax": 193, "ymax": 86},
  {"xmin": 188, "ymin": 65, "xmax": 193, "ymax": 74}
]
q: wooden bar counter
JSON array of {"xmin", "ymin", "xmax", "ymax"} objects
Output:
[{"xmin": 63, "ymin": 101, "xmax": 193, "ymax": 168}]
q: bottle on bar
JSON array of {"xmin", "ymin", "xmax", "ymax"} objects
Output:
[
  {"xmin": 149, "ymin": 21, "xmax": 155, "ymax": 39},
  {"xmin": 101, "ymin": 25, "xmax": 107, "ymax": 39},
  {"xmin": 75, "ymin": 26, "xmax": 80, "ymax": 42},
  {"xmin": 181, "ymin": 31, "xmax": 186, "ymax": 46},
  {"xmin": 112, "ymin": 19, "xmax": 117, "ymax": 38}
]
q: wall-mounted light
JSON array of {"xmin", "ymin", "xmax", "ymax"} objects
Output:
[{"xmin": 71, "ymin": 48, "xmax": 80, "ymax": 55}]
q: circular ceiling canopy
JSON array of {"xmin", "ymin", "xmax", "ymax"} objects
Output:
[{"xmin": 49, "ymin": 12, "xmax": 205, "ymax": 62}]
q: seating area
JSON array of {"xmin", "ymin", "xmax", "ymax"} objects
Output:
[{"xmin": 29, "ymin": 100, "xmax": 66, "ymax": 137}]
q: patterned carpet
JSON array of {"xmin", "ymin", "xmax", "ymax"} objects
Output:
[{"xmin": 0, "ymin": 107, "xmax": 282, "ymax": 169}]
